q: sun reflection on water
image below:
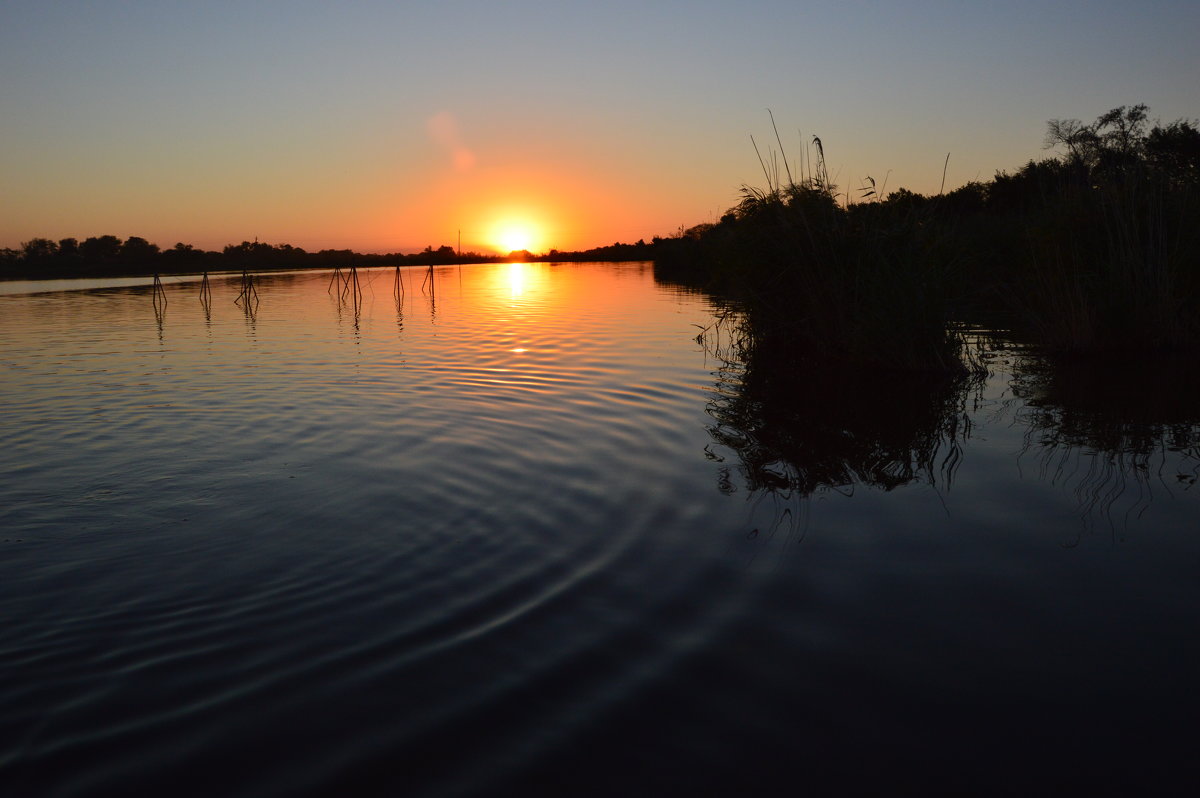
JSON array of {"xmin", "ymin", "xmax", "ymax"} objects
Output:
[{"xmin": 507, "ymin": 262, "xmax": 528, "ymax": 297}]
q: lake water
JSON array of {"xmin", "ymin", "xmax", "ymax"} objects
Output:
[{"xmin": 2, "ymin": 262, "xmax": 1198, "ymax": 796}]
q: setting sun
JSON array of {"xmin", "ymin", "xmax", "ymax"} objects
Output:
[{"xmin": 489, "ymin": 218, "xmax": 544, "ymax": 254}]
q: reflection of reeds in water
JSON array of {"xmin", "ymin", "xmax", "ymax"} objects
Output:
[
  {"xmin": 1011, "ymin": 354, "xmax": 1200, "ymax": 542},
  {"xmin": 701, "ymin": 312, "xmax": 980, "ymax": 499}
]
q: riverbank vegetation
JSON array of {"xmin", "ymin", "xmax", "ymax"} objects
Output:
[
  {"xmin": 6, "ymin": 105, "xmax": 1196, "ymax": 368},
  {"xmin": 0, "ymin": 239, "xmax": 515, "ymax": 279},
  {"xmin": 0, "ymin": 237, "xmax": 665, "ymax": 278},
  {"xmin": 1, "ymin": 235, "xmax": 657, "ymax": 281},
  {"xmin": 657, "ymin": 105, "xmax": 1200, "ymax": 368}
]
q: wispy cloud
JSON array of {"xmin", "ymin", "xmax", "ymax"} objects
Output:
[{"xmin": 426, "ymin": 111, "xmax": 476, "ymax": 172}]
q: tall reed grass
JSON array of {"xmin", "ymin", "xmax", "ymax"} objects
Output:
[
  {"xmin": 1006, "ymin": 171, "xmax": 1199, "ymax": 354},
  {"xmin": 658, "ymin": 106, "xmax": 1200, "ymax": 366},
  {"xmin": 658, "ymin": 126, "xmax": 971, "ymax": 372}
]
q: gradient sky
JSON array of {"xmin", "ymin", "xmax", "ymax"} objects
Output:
[{"xmin": 3, "ymin": 0, "xmax": 1197, "ymax": 254}]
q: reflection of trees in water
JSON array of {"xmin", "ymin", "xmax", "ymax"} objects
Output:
[
  {"xmin": 706, "ymin": 322, "xmax": 1200, "ymax": 544},
  {"xmin": 1010, "ymin": 354, "xmax": 1200, "ymax": 541},
  {"xmin": 703, "ymin": 316, "xmax": 981, "ymax": 501}
]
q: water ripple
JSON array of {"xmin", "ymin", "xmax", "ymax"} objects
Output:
[{"xmin": 4, "ymin": 264, "xmax": 1199, "ymax": 796}]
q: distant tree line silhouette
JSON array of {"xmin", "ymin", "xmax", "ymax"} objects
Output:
[
  {"xmin": 0, "ymin": 237, "xmax": 514, "ymax": 278},
  {"xmin": 544, "ymin": 239, "xmax": 656, "ymax": 262},
  {"xmin": 0, "ymin": 234, "xmax": 666, "ymax": 278}
]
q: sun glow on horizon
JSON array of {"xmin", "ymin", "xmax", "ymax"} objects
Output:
[{"xmin": 488, "ymin": 216, "xmax": 546, "ymax": 254}]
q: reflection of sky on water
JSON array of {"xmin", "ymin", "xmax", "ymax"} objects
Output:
[{"xmin": 2, "ymin": 263, "xmax": 1198, "ymax": 797}]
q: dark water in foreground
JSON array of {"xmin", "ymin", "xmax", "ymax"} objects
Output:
[{"xmin": 2, "ymin": 263, "xmax": 1198, "ymax": 796}]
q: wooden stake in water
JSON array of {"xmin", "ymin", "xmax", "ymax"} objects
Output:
[
  {"xmin": 342, "ymin": 266, "xmax": 363, "ymax": 309},
  {"xmin": 199, "ymin": 271, "xmax": 211, "ymax": 307},
  {"xmin": 234, "ymin": 270, "xmax": 259, "ymax": 307},
  {"xmin": 152, "ymin": 273, "xmax": 167, "ymax": 309}
]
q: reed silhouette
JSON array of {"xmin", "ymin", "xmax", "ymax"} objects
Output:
[{"xmin": 657, "ymin": 105, "xmax": 1200, "ymax": 366}]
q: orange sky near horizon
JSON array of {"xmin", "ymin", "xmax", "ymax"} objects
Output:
[
  {"xmin": 384, "ymin": 143, "xmax": 667, "ymax": 255},
  {"xmin": 2, "ymin": 105, "xmax": 697, "ymax": 256},
  {"xmin": 2, "ymin": 2, "xmax": 1197, "ymax": 257}
]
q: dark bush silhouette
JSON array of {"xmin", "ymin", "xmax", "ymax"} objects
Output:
[{"xmin": 658, "ymin": 104, "xmax": 1200, "ymax": 362}]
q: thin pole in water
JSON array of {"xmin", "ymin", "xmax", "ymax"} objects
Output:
[
  {"xmin": 152, "ymin": 273, "xmax": 167, "ymax": 308},
  {"xmin": 234, "ymin": 270, "xmax": 258, "ymax": 307},
  {"xmin": 345, "ymin": 266, "xmax": 362, "ymax": 309}
]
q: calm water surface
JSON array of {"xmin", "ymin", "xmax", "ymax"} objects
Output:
[{"xmin": 2, "ymin": 263, "xmax": 1198, "ymax": 796}]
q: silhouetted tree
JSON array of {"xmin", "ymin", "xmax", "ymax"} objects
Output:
[
  {"xmin": 53, "ymin": 237, "xmax": 82, "ymax": 271},
  {"xmin": 161, "ymin": 242, "xmax": 213, "ymax": 270},
  {"xmin": 0, "ymin": 247, "xmax": 20, "ymax": 274},
  {"xmin": 985, "ymin": 158, "xmax": 1078, "ymax": 212},
  {"xmin": 1044, "ymin": 104, "xmax": 1155, "ymax": 182},
  {"xmin": 1145, "ymin": 119, "xmax": 1200, "ymax": 185},
  {"xmin": 21, "ymin": 238, "xmax": 59, "ymax": 265},
  {"xmin": 120, "ymin": 236, "xmax": 160, "ymax": 272},
  {"xmin": 938, "ymin": 181, "xmax": 987, "ymax": 215},
  {"xmin": 414, "ymin": 245, "xmax": 462, "ymax": 264},
  {"xmin": 881, "ymin": 187, "xmax": 929, "ymax": 212},
  {"xmin": 80, "ymin": 235, "xmax": 123, "ymax": 270}
]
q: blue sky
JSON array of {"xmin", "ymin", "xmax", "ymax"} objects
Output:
[{"xmin": 3, "ymin": 0, "xmax": 1197, "ymax": 252}]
